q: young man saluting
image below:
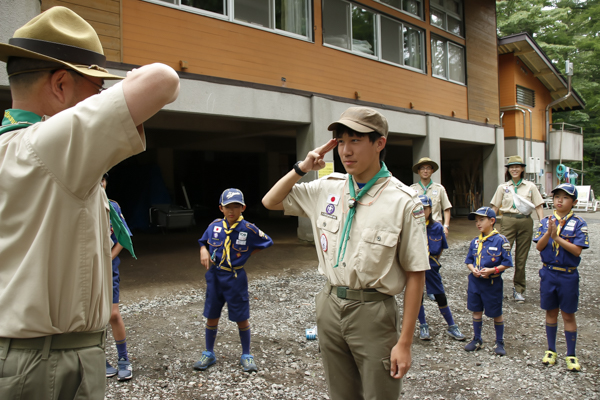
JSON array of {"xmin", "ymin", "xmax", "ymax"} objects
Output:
[{"xmin": 263, "ymin": 107, "xmax": 428, "ymax": 400}]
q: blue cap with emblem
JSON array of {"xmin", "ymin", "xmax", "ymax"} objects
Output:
[
  {"xmin": 468, "ymin": 206, "xmax": 496, "ymax": 220},
  {"xmin": 219, "ymin": 188, "xmax": 245, "ymax": 206},
  {"xmin": 551, "ymin": 183, "xmax": 578, "ymax": 200},
  {"xmin": 418, "ymin": 195, "xmax": 432, "ymax": 207}
]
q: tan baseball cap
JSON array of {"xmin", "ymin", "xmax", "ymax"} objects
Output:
[
  {"xmin": 0, "ymin": 6, "xmax": 123, "ymax": 80},
  {"xmin": 327, "ymin": 107, "xmax": 388, "ymax": 138}
]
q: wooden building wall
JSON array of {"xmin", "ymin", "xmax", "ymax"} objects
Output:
[
  {"xmin": 499, "ymin": 53, "xmax": 553, "ymax": 141},
  {"xmin": 42, "ymin": 0, "xmax": 122, "ymax": 62},
  {"xmin": 121, "ymin": 0, "xmax": 471, "ymax": 120},
  {"xmin": 464, "ymin": 0, "xmax": 499, "ymax": 125}
]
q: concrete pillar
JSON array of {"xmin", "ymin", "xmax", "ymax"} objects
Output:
[
  {"xmin": 412, "ymin": 115, "xmax": 441, "ymax": 183},
  {"xmin": 294, "ymin": 96, "xmax": 343, "ymax": 242},
  {"xmin": 0, "ymin": 0, "xmax": 41, "ymax": 88},
  {"xmin": 482, "ymin": 127, "xmax": 506, "ymax": 205}
]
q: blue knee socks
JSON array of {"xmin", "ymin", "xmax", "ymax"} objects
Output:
[
  {"xmin": 418, "ymin": 305, "xmax": 426, "ymax": 325},
  {"xmin": 494, "ymin": 321, "xmax": 504, "ymax": 342},
  {"xmin": 239, "ymin": 325, "xmax": 251, "ymax": 355},
  {"xmin": 439, "ymin": 305, "xmax": 455, "ymax": 326},
  {"xmin": 546, "ymin": 322, "xmax": 557, "ymax": 352},
  {"xmin": 473, "ymin": 318, "xmax": 482, "ymax": 340},
  {"xmin": 565, "ymin": 330, "xmax": 577, "ymax": 357},
  {"xmin": 205, "ymin": 324, "xmax": 218, "ymax": 353},
  {"xmin": 115, "ymin": 338, "xmax": 128, "ymax": 360}
]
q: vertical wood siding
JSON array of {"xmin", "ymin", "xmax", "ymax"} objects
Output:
[{"xmin": 464, "ymin": 0, "xmax": 499, "ymax": 125}]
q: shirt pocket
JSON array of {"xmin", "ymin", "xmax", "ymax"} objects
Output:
[
  {"xmin": 317, "ymin": 215, "xmax": 340, "ymax": 262},
  {"xmin": 428, "ymin": 235, "xmax": 443, "ymax": 255},
  {"xmin": 358, "ymin": 228, "xmax": 399, "ymax": 273},
  {"xmin": 485, "ymin": 248, "xmax": 502, "ymax": 267},
  {"xmin": 208, "ymin": 237, "xmax": 223, "ymax": 248},
  {"xmin": 502, "ymin": 191, "xmax": 514, "ymax": 210}
]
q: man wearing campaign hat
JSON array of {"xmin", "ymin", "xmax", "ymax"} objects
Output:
[
  {"xmin": 0, "ymin": 6, "xmax": 179, "ymax": 398},
  {"xmin": 263, "ymin": 106, "xmax": 429, "ymax": 399},
  {"xmin": 410, "ymin": 157, "xmax": 452, "ymax": 236}
]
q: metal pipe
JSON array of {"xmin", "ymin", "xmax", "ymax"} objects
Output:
[
  {"xmin": 545, "ymin": 75, "xmax": 573, "ymax": 161},
  {"xmin": 500, "ymin": 105, "xmax": 530, "ymax": 159}
]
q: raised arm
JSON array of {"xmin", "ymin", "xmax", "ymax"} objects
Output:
[
  {"xmin": 262, "ymin": 139, "xmax": 338, "ymax": 210},
  {"xmin": 122, "ymin": 63, "xmax": 180, "ymax": 129}
]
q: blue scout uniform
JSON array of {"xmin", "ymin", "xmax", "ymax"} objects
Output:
[
  {"xmin": 198, "ymin": 218, "xmax": 273, "ymax": 322},
  {"xmin": 110, "ymin": 200, "xmax": 132, "ymax": 304},
  {"xmin": 464, "ymin": 232, "xmax": 513, "ymax": 318},
  {"xmin": 426, "ymin": 221, "xmax": 448, "ymax": 295},
  {"xmin": 533, "ymin": 213, "xmax": 588, "ymax": 314}
]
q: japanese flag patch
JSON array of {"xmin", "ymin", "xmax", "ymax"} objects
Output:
[
  {"xmin": 213, "ymin": 226, "xmax": 222, "ymax": 233},
  {"xmin": 327, "ymin": 194, "xmax": 340, "ymax": 205}
]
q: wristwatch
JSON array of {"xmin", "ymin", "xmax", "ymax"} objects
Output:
[
  {"xmin": 293, "ymin": 161, "xmax": 307, "ymax": 177},
  {"xmin": 443, "ymin": 224, "xmax": 449, "ymax": 229}
]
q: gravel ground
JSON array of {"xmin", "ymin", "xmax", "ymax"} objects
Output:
[{"xmin": 105, "ymin": 223, "xmax": 600, "ymax": 400}]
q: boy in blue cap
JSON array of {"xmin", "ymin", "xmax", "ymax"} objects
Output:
[
  {"xmin": 533, "ymin": 183, "xmax": 588, "ymax": 372},
  {"xmin": 417, "ymin": 195, "xmax": 465, "ymax": 341},
  {"xmin": 194, "ymin": 188, "xmax": 273, "ymax": 373},
  {"xmin": 464, "ymin": 207, "xmax": 513, "ymax": 355}
]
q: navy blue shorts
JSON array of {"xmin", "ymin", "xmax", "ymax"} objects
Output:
[
  {"xmin": 204, "ymin": 266, "xmax": 250, "ymax": 322},
  {"xmin": 425, "ymin": 262, "xmax": 445, "ymax": 295},
  {"xmin": 539, "ymin": 266, "xmax": 579, "ymax": 313},
  {"xmin": 112, "ymin": 257, "xmax": 121, "ymax": 304},
  {"xmin": 467, "ymin": 273, "xmax": 503, "ymax": 318}
]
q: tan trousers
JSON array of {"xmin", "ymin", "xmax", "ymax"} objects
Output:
[
  {"xmin": 316, "ymin": 285, "xmax": 402, "ymax": 400},
  {"xmin": 499, "ymin": 215, "xmax": 534, "ymax": 294},
  {"xmin": 0, "ymin": 340, "xmax": 105, "ymax": 400}
]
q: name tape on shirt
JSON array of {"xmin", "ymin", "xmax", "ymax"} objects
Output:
[
  {"xmin": 236, "ymin": 240, "xmax": 246, "ymax": 245},
  {"xmin": 327, "ymin": 194, "xmax": 340, "ymax": 205},
  {"xmin": 489, "ymin": 247, "xmax": 498, "ymax": 251}
]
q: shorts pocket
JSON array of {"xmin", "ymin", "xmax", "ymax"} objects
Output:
[{"xmin": 0, "ymin": 374, "xmax": 26, "ymax": 400}]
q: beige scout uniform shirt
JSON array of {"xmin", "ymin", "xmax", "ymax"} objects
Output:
[
  {"xmin": 0, "ymin": 83, "xmax": 145, "ymax": 338},
  {"xmin": 490, "ymin": 180, "xmax": 544, "ymax": 214},
  {"xmin": 283, "ymin": 173, "xmax": 430, "ymax": 296},
  {"xmin": 410, "ymin": 181, "xmax": 452, "ymax": 223}
]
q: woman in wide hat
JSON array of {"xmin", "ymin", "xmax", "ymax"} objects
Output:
[{"xmin": 490, "ymin": 156, "xmax": 544, "ymax": 303}]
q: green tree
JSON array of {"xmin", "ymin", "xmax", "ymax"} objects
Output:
[{"xmin": 497, "ymin": 0, "xmax": 600, "ymax": 195}]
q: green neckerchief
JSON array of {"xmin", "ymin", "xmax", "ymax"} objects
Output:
[
  {"xmin": 0, "ymin": 109, "xmax": 42, "ymax": 135},
  {"xmin": 334, "ymin": 162, "xmax": 392, "ymax": 268},
  {"xmin": 419, "ymin": 180, "xmax": 433, "ymax": 194},
  {"xmin": 511, "ymin": 178, "xmax": 523, "ymax": 209},
  {"xmin": 109, "ymin": 202, "xmax": 137, "ymax": 259}
]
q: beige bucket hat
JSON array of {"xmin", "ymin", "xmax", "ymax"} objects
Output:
[
  {"xmin": 0, "ymin": 6, "xmax": 123, "ymax": 80},
  {"xmin": 412, "ymin": 157, "xmax": 439, "ymax": 174},
  {"xmin": 327, "ymin": 107, "xmax": 389, "ymax": 138},
  {"xmin": 505, "ymin": 155, "xmax": 526, "ymax": 167}
]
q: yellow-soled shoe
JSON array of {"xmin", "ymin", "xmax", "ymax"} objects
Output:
[
  {"xmin": 565, "ymin": 356, "xmax": 581, "ymax": 372},
  {"xmin": 542, "ymin": 350, "xmax": 557, "ymax": 366}
]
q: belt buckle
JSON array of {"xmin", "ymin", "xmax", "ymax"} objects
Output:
[{"xmin": 336, "ymin": 286, "xmax": 348, "ymax": 299}]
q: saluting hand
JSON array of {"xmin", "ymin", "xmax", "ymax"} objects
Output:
[{"xmin": 298, "ymin": 139, "xmax": 338, "ymax": 173}]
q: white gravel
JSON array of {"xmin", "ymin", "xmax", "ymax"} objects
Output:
[{"xmin": 105, "ymin": 223, "xmax": 600, "ymax": 399}]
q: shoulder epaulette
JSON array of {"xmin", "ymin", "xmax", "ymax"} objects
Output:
[
  {"xmin": 211, "ymin": 218, "xmax": 223, "ymax": 224},
  {"xmin": 323, "ymin": 172, "xmax": 347, "ymax": 180},
  {"xmin": 245, "ymin": 222, "xmax": 258, "ymax": 234},
  {"xmin": 573, "ymin": 215, "xmax": 586, "ymax": 223}
]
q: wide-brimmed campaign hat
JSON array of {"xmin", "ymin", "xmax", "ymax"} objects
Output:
[
  {"xmin": 0, "ymin": 6, "xmax": 123, "ymax": 80},
  {"xmin": 328, "ymin": 107, "xmax": 389, "ymax": 138},
  {"xmin": 412, "ymin": 157, "xmax": 439, "ymax": 174},
  {"xmin": 505, "ymin": 155, "xmax": 526, "ymax": 167}
]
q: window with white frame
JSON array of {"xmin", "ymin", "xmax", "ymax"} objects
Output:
[
  {"xmin": 376, "ymin": 0, "xmax": 423, "ymax": 19},
  {"xmin": 146, "ymin": 0, "xmax": 310, "ymax": 39},
  {"xmin": 430, "ymin": 0, "xmax": 463, "ymax": 37},
  {"xmin": 431, "ymin": 35, "xmax": 465, "ymax": 83},
  {"xmin": 323, "ymin": 0, "xmax": 425, "ymax": 71}
]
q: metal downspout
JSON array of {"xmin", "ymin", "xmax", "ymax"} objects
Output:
[
  {"xmin": 499, "ymin": 106, "xmax": 530, "ymax": 158},
  {"xmin": 545, "ymin": 75, "xmax": 573, "ymax": 161}
]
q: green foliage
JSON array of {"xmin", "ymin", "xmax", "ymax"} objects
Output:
[{"xmin": 497, "ymin": 0, "xmax": 600, "ymax": 194}]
